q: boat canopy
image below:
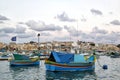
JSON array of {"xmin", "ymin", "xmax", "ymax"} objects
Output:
[
  {"xmin": 13, "ymin": 54, "xmax": 30, "ymax": 60},
  {"xmin": 48, "ymin": 51, "xmax": 95, "ymax": 63},
  {"xmin": 74, "ymin": 54, "xmax": 96, "ymax": 63},
  {"xmin": 74, "ymin": 54, "xmax": 87, "ymax": 63},
  {"xmin": 48, "ymin": 51, "xmax": 74, "ymax": 63}
]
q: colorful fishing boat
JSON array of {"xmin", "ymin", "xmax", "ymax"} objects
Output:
[
  {"xmin": 45, "ymin": 51, "xmax": 96, "ymax": 71},
  {"xmin": 0, "ymin": 52, "xmax": 12, "ymax": 60},
  {"xmin": 9, "ymin": 53, "xmax": 39, "ymax": 66}
]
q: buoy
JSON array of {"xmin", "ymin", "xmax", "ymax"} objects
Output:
[{"xmin": 102, "ymin": 65, "xmax": 108, "ymax": 70}]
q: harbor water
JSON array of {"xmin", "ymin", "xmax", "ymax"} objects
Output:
[{"xmin": 0, "ymin": 56, "xmax": 120, "ymax": 80}]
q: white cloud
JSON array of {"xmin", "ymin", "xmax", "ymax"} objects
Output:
[
  {"xmin": 0, "ymin": 15, "xmax": 9, "ymax": 20},
  {"xmin": 64, "ymin": 25, "xmax": 85, "ymax": 37},
  {"xmin": 64, "ymin": 26, "xmax": 120, "ymax": 44},
  {"xmin": 91, "ymin": 27, "xmax": 108, "ymax": 34},
  {"xmin": 0, "ymin": 31, "xmax": 8, "ymax": 37},
  {"xmin": 26, "ymin": 20, "xmax": 62, "ymax": 31},
  {"xmin": 17, "ymin": 31, "xmax": 35, "ymax": 38},
  {"xmin": 0, "ymin": 21, "xmax": 4, "ymax": 23},
  {"xmin": 15, "ymin": 25, "xmax": 26, "ymax": 33},
  {"xmin": 90, "ymin": 9, "xmax": 103, "ymax": 15},
  {"xmin": 110, "ymin": 20, "xmax": 120, "ymax": 25},
  {"xmin": 0, "ymin": 0, "xmax": 120, "ymax": 44},
  {"xmin": 55, "ymin": 12, "xmax": 76, "ymax": 22},
  {"xmin": 0, "ymin": 27, "xmax": 15, "ymax": 33},
  {"xmin": 53, "ymin": 36, "xmax": 71, "ymax": 41},
  {"xmin": 41, "ymin": 32, "xmax": 51, "ymax": 36},
  {"xmin": 81, "ymin": 16, "xmax": 87, "ymax": 22}
]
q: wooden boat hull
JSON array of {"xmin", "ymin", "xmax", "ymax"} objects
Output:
[
  {"xmin": 10, "ymin": 60, "xmax": 39, "ymax": 66},
  {"xmin": 45, "ymin": 64, "xmax": 95, "ymax": 71},
  {"xmin": 45, "ymin": 51, "xmax": 96, "ymax": 71},
  {"xmin": 45, "ymin": 61, "xmax": 95, "ymax": 71},
  {"xmin": 0, "ymin": 57, "xmax": 9, "ymax": 60}
]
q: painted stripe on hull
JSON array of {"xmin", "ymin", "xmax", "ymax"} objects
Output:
[
  {"xmin": 45, "ymin": 64, "xmax": 95, "ymax": 71},
  {"xmin": 10, "ymin": 61, "xmax": 39, "ymax": 66},
  {"xmin": 45, "ymin": 61, "xmax": 94, "ymax": 67}
]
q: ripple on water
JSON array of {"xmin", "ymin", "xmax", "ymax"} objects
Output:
[{"xmin": 0, "ymin": 56, "xmax": 120, "ymax": 80}]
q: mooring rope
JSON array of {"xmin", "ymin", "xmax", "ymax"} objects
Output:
[
  {"xmin": 96, "ymin": 55, "xmax": 108, "ymax": 70},
  {"xmin": 96, "ymin": 57, "xmax": 102, "ymax": 68}
]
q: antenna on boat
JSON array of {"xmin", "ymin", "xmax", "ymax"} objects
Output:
[
  {"xmin": 77, "ymin": 20, "xmax": 79, "ymax": 41},
  {"xmin": 76, "ymin": 19, "xmax": 79, "ymax": 54}
]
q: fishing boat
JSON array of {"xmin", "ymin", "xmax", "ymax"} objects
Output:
[
  {"xmin": 0, "ymin": 54, "xmax": 10, "ymax": 60},
  {"xmin": 110, "ymin": 52, "xmax": 120, "ymax": 58},
  {"xmin": 45, "ymin": 51, "xmax": 96, "ymax": 71},
  {"xmin": 0, "ymin": 52, "xmax": 12, "ymax": 60},
  {"xmin": 9, "ymin": 53, "xmax": 40, "ymax": 66}
]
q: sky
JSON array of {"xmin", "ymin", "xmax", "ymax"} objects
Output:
[{"xmin": 0, "ymin": 0, "xmax": 120, "ymax": 44}]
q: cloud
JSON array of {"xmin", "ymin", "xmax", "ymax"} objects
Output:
[
  {"xmin": 64, "ymin": 25, "xmax": 84, "ymax": 37},
  {"xmin": 15, "ymin": 25, "xmax": 26, "ymax": 33},
  {"xmin": 17, "ymin": 31, "xmax": 35, "ymax": 38},
  {"xmin": 81, "ymin": 18, "xmax": 87, "ymax": 22},
  {"xmin": 64, "ymin": 25, "xmax": 77, "ymax": 36},
  {"xmin": 53, "ymin": 36, "xmax": 71, "ymax": 41},
  {"xmin": 18, "ymin": 22, "xmax": 25, "ymax": 24},
  {"xmin": 80, "ymin": 27, "xmax": 108, "ymax": 43},
  {"xmin": 102, "ymin": 32, "xmax": 120, "ymax": 44},
  {"xmin": 79, "ymin": 28, "xmax": 120, "ymax": 44},
  {"xmin": 41, "ymin": 32, "xmax": 51, "ymax": 36},
  {"xmin": 26, "ymin": 20, "xmax": 62, "ymax": 31},
  {"xmin": 64, "ymin": 26, "xmax": 120, "ymax": 44},
  {"xmin": 64, "ymin": 25, "xmax": 76, "ymax": 33},
  {"xmin": 81, "ymin": 16, "xmax": 87, "ymax": 22},
  {"xmin": 110, "ymin": 20, "xmax": 120, "ymax": 25},
  {"xmin": 0, "ymin": 25, "xmax": 27, "ymax": 34},
  {"xmin": 0, "ymin": 31, "xmax": 8, "ymax": 37},
  {"xmin": 0, "ymin": 21, "xmax": 4, "ymax": 23},
  {"xmin": 91, "ymin": 27, "xmax": 108, "ymax": 34},
  {"xmin": 0, "ymin": 15, "xmax": 9, "ymax": 20},
  {"xmin": 0, "ymin": 27, "xmax": 15, "ymax": 33},
  {"xmin": 55, "ymin": 12, "xmax": 76, "ymax": 22},
  {"xmin": 80, "ymin": 32, "xmax": 106, "ymax": 43},
  {"xmin": 90, "ymin": 9, "xmax": 103, "ymax": 15},
  {"xmin": 109, "ymin": 12, "xmax": 113, "ymax": 15}
]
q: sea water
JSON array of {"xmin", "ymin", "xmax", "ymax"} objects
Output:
[{"xmin": 0, "ymin": 56, "xmax": 120, "ymax": 80}]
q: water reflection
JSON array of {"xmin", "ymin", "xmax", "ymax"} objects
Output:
[
  {"xmin": 46, "ymin": 71, "xmax": 97, "ymax": 80},
  {"xmin": 10, "ymin": 65, "xmax": 40, "ymax": 71},
  {"xmin": 9, "ymin": 66, "xmax": 40, "ymax": 80}
]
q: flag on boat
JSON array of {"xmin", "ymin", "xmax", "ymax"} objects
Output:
[
  {"xmin": 87, "ymin": 55, "xmax": 96, "ymax": 62},
  {"xmin": 84, "ymin": 55, "xmax": 96, "ymax": 62},
  {"xmin": 11, "ymin": 36, "xmax": 16, "ymax": 41}
]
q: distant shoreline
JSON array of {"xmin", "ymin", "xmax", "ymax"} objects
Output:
[{"xmin": 0, "ymin": 41, "xmax": 119, "ymax": 52}]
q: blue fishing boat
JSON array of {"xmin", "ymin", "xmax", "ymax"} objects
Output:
[
  {"xmin": 9, "ymin": 53, "xmax": 39, "ymax": 66},
  {"xmin": 45, "ymin": 51, "xmax": 96, "ymax": 71}
]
